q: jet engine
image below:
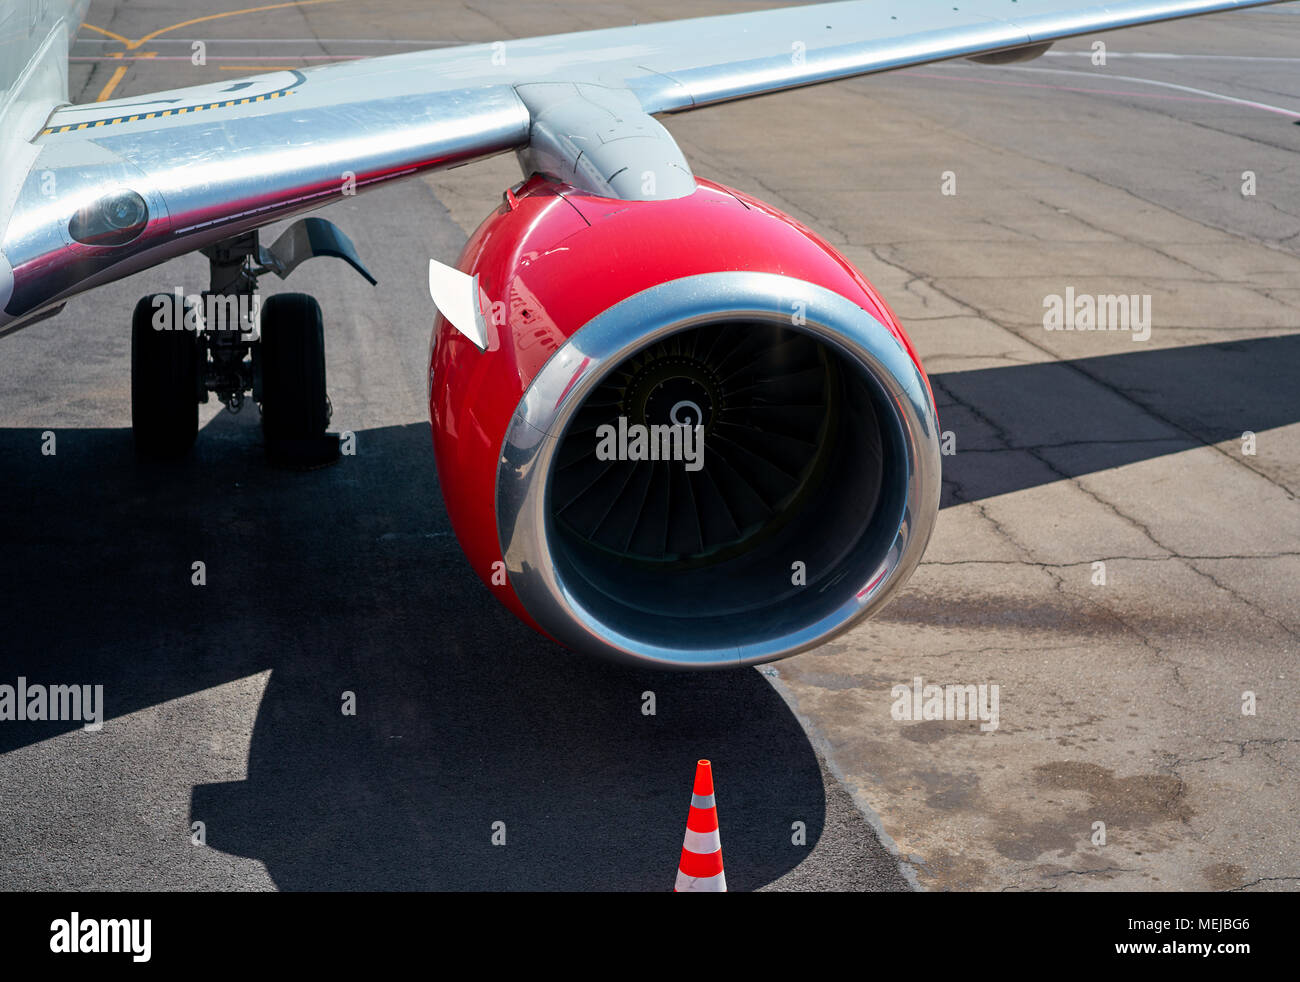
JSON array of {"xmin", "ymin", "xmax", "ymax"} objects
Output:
[{"xmin": 429, "ymin": 176, "xmax": 941, "ymax": 668}]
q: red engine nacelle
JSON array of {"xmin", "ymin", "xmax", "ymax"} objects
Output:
[{"xmin": 429, "ymin": 175, "xmax": 940, "ymax": 669}]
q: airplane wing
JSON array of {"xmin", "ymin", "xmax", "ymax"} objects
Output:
[{"xmin": 0, "ymin": 0, "xmax": 1287, "ymax": 328}]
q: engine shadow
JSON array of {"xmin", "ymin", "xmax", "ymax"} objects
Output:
[{"xmin": 0, "ymin": 411, "xmax": 823, "ymax": 890}]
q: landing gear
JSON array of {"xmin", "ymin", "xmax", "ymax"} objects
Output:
[
  {"xmin": 130, "ymin": 294, "xmax": 200, "ymax": 458},
  {"xmin": 259, "ymin": 292, "xmax": 337, "ymax": 468},
  {"xmin": 127, "ymin": 219, "xmax": 373, "ymax": 466}
]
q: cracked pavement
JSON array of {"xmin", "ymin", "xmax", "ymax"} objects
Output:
[{"xmin": 655, "ymin": 6, "xmax": 1300, "ymax": 891}]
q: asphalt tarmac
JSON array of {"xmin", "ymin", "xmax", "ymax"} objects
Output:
[{"xmin": 1, "ymin": 0, "xmax": 1296, "ymax": 892}]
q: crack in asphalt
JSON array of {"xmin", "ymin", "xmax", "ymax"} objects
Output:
[
  {"xmin": 1226, "ymin": 875, "xmax": 1300, "ymax": 891},
  {"xmin": 922, "ymin": 552, "xmax": 1300, "ymax": 566}
]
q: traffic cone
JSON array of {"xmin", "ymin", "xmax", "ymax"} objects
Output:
[{"xmin": 675, "ymin": 759, "xmax": 726, "ymax": 892}]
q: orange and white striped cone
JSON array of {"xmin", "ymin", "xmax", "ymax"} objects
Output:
[{"xmin": 675, "ymin": 759, "xmax": 726, "ymax": 892}]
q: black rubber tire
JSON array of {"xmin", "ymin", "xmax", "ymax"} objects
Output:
[
  {"xmin": 259, "ymin": 293, "xmax": 329, "ymax": 442},
  {"xmin": 131, "ymin": 293, "xmax": 200, "ymax": 458}
]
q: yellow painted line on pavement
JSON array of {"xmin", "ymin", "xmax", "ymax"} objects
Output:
[
  {"xmin": 83, "ymin": 0, "xmax": 349, "ymax": 51},
  {"xmin": 95, "ymin": 64, "xmax": 129, "ymax": 102}
]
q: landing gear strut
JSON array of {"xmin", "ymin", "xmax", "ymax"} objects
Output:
[{"xmin": 128, "ymin": 218, "xmax": 374, "ymax": 467}]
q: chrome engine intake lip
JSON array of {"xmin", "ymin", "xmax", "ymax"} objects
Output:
[{"xmin": 496, "ymin": 271, "xmax": 942, "ymax": 669}]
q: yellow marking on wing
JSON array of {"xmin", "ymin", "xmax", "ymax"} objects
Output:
[{"xmin": 39, "ymin": 87, "xmax": 298, "ymax": 137}]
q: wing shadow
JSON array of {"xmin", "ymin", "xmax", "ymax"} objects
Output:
[{"xmin": 934, "ymin": 334, "xmax": 1298, "ymax": 505}]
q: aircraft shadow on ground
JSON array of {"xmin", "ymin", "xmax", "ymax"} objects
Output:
[
  {"xmin": 933, "ymin": 334, "xmax": 1298, "ymax": 506},
  {"xmin": 0, "ymin": 333, "xmax": 1294, "ymax": 888},
  {"xmin": 0, "ymin": 409, "xmax": 822, "ymax": 889}
]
